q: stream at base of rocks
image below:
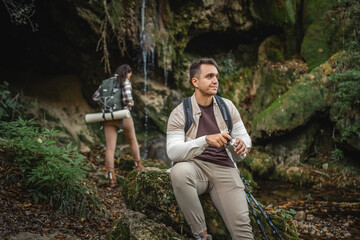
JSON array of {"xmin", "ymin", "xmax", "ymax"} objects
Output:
[{"xmin": 253, "ymin": 180, "xmax": 360, "ymax": 239}]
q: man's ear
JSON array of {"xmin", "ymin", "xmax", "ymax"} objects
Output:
[{"xmin": 192, "ymin": 77, "xmax": 199, "ymax": 88}]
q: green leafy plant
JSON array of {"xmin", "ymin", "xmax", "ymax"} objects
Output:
[
  {"xmin": 328, "ymin": 1, "xmax": 360, "ymax": 151},
  {"xmin": 274, "ymin": 208, "xmax": 297, "ymax": 220},
  {"xmin": 331, "ymin": 148, "xmax": 344, "ymax": 161},
  {"xmin": 219, "ymin": 56, "xmax": 237, "ymax": 77},
  {"xmin": 306, "ymin": 193, "xmax": 312, "ymax": 200},
  {"xmin": 0, "ymin": 81, "xmax": 24, "ymax": 121},
  {"xmin": 0, "ymin": 118, "xmax": 102, "ymax": 217}
]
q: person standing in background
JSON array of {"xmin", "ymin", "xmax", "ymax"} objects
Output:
[{"xmin": 93, "ymin": 64, "xmax": 144, "ymax": 188}]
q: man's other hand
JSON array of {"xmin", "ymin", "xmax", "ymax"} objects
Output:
[
  {"xmin": 234, "ymin": 138, "xmax": 246, "ymax": 155},
  {"xmin": 205, "ymin": 132, "xmax": 232, "ymax": 147}
]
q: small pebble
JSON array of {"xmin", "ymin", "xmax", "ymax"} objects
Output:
[
  {"xmin": 344, "ymin": 233, "xmax": 352, "ymax": 238},
  {"xmin": 306, "ymin": 214, "xmax": 314, "ymax": 221},
  {"xmin": 294, "ymin": 211, "xmax": 305, "ymax": 221}
]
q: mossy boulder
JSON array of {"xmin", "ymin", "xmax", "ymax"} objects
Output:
[
  {"xmin": 300, "ymin": 1, "xmax": 342, "ymax": 70},
  {"xmin": 250, "ymin": 0, "xmax": 299, "ymax": 56},
  {"xmin": 122, "ymin": 168, "xmax": 299, "ymax": 239},
  {"xmin": 241, "ymin": 150, "xmax": 275, "ymax": 177},
  {"xmin": 249, "ymin": 36, "xmax": 307, "ymax": 121},
  {"xmin": 301, "ymin": 18, "xmax": 335, "ymax": 70},
  {"xmin": 251, "ymin": 61, "xmax": 331, "ymax": 140},
  {"xmin": 273, "ymin": 164, "xmax": 313, "ymax": 186},
  {"xmin": 107, "ymin": 209, "xmax": 188, "ymax": 240},
  {"xmin": 302, "ymin": 0, "xmax": 335, "ymax": 31},
  {"xmin": 250, "ymin": 0, "xmax": 296, "ymax": 26},
  {"xmin": 258, "ymin": 35, "xmax": 285, "ymax": 63},
  {"xmin": 264, "ymin": 122, "xmax": 319, "ymax": 165}
]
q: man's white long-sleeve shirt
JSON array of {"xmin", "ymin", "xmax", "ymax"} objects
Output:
[{"xmin": 166, "ymin": 94, "xmax": 251, "ymax": 164}]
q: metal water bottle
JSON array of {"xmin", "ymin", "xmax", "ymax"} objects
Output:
[{"xmin": 226, "ymin": 139, "xmax": 246, "ymax": 161}]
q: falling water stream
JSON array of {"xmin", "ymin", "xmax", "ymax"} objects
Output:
[
  {"xmin": 140, "ymin": 0, "xmax": 148, "ymax": 158},
  {"xmin": 163, "ymin": 38, "xmax": 168, "ymax": 87}
]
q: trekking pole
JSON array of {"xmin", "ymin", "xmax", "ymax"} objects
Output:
[
  {"xmin": 245, "ymin": 193, "xmax": 269, "ymax": 240},
  {"xmin": 242, "ymin": 178, "xmax": 284, "ymax": 240}
]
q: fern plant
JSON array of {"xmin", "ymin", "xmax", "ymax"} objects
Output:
[{"xmin": 0, "ymin": 118, "xmax": 102, "ymax": 217}]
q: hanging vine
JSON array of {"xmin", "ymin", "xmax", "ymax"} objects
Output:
[
  {"xmin": 96, "ymin": 0, "xmax": 139, "ymax": 73},
  {"xmin": 2, "ymin": 0, "xmax": 38, "ymax": 31}
]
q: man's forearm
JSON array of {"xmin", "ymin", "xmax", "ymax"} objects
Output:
[{"xmin": 166, "ymin": 131, "xmax": 208, "ymax": 162}]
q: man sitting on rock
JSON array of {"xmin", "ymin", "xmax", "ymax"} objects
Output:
[{"xmin": 166, "ymin": 58, "xmax": 254, "ymax": 240}]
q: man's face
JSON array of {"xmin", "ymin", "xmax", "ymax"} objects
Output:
[{"xmin": 193, "ymin": 64, "xmax": 219, "ymax": 97}]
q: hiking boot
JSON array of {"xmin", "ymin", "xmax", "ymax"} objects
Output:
[
  {"xmin": 108, "ymin": 171, "xmax": 117, "ymax": 187},
  {"xmin": 193, "ymin": 231, "xmax": 212, "ymax": 240}
]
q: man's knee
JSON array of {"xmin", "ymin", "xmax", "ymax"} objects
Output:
[{"xmin": 170, "ymin": 162, "xmax": 196, "ymax": 189}]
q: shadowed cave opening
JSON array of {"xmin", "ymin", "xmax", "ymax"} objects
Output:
[{"xmin": 184, "ymin": 30, "xmax": 277, "ymax": 67}]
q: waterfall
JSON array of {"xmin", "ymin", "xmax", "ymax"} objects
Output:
[
  {"xmin": 140, "ymin": 0, "xmax": 148, "ymax": 158},
  {"xmin": 163, "ymin": 38, "xmax": 168, "ymax": 87}
]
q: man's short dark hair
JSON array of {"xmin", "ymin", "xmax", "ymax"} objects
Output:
[{"xmin": 189, "ymin": 58, "xmax": 218, "ymax": 82}]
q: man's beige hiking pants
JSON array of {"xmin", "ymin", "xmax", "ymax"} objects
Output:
[{"xmin": 170, "ymin": 159, "xmax": 254, "ymax": 239}]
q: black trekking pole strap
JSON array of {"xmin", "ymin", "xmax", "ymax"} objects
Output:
[
  {"xmin": 245, "ymin": 193, "xmax": 269, "ymax": 240},
  {"xmin": 242, "ymin": 178, "xmax": 284, "ymax": 240}
]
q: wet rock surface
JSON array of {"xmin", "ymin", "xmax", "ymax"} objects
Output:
[
  {"xmin": 290, "ymin": 201, "xmax": 359, "ymax": 239},
  {"xmin": 254, "ymin": 180, "xmax": 360, "ymax": 240}
]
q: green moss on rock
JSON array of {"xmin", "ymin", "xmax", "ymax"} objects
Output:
[
  {"xmin": 122, "ymin": 168, "xmax": 299, "ymax": 239},
  {"xmin": 251, "ymin": 65, "xmax": 330, "ymax": 139},
  {"xmin": 300, "ymin": 1, "xmax": 343, "ymax": 70},
  {"xmin": 107, "ymin": 210, "xmax": 187, "ymax": 240},
  {"xmin": 237, "ymin": 168, "xmax": 258, "ymax": 189},
  {"xmin": 301, "ymin": 19, "xmax": 334, "ymax": 70},
  {"xmin": 264, "ymin": 122, "xmax": 319, "ymax": 165},
  {"xmin": 273, "ymin": 164, "xmax": 313, "ymax": 185},
  {"xmin": 242, "ymin": 150, "xmax": 275, "ymax": 177},
  {"xmin": 258, "ymin": 35, "xmax": 285, "ymax": 63},
  {"xmin": 250, "ymin": 208, "xmax": 299, "ymax": 240},
  {"xmin": 302, "ymin": 0, "xmax": 335, "ymax": 31},
  {"xmin": 122, "ymin": 168, "xmax": 188, "ymax": 234},
  {"xmin": 251, "ymin": 0, "xmax": 296, "ymax": 26}
]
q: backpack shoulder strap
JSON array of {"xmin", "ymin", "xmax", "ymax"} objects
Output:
[
  {"xmin": 214, "ymin": 95, "xmax": 233, "ymax": 134},
  {"xmin": 183, "ymin": 97, "xmax": 195, "ymax": 134}
]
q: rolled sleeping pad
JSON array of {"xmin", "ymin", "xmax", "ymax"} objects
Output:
[{"xmin": 85, "ymin": 109, "xmax": 130, "ymax": 123}]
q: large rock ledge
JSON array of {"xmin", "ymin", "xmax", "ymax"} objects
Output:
[
  {"xmin": 108, "ymin": 168, "xmax": 299, "ymax": 239},
  {"xmin": 106, "ymin": 209, "xmax": 186, "ymax": 240}
]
